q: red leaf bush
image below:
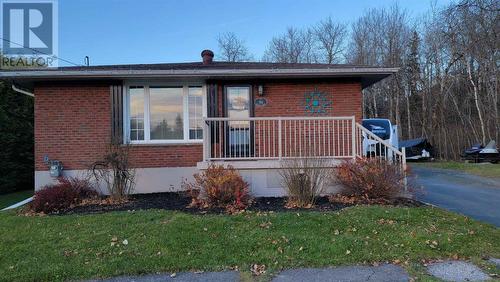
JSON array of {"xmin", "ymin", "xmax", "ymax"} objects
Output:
[
  {"xmin": 333, "ymin": 158, "xmax": 408, "ymax": 202},
  {"xmin": 183, "ymin": 164, "xmax": 251, "ymax": 212},
  {"xmin": 30, "ymin": 177, "xmax": 98, "ymax": 213}
]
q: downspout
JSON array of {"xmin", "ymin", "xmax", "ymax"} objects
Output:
[
  {"xmin": 1, "ymin": 197, "xmax": 33, "ymax": 211},
  {"xmin": 12, "ymin": 84, "xmax": 34, "ymax": 97}
]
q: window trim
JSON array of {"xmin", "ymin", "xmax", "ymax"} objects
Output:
[{"xmin": 123, "ymin": 82, "xmax": 206, "ymax": 145}]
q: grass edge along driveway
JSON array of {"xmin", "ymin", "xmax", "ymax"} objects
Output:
[
  {"xmin": 0, "ymin": 205, "xmax": 499, "ymax": 281},
  {"xmin": 411, "ymin": 161, "xmax": 500, "ymax": 178}
]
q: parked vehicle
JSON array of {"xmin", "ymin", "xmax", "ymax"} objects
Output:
[
  {"xmin": 462, "ymin": 140, "xmax": 499, "ymax": 163},
  {"xmin": 362, "ymin": 118, "xmax": 399, "ymax": 157},
  {"xmin": 399, "ymin": 138, "xmax": 433, "ymax": 161}
]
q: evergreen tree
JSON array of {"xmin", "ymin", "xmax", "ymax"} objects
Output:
[{"xmin": 0, "ymin": 80, "xmax": 34, "ymax": 194}]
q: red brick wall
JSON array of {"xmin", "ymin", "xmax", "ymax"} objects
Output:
[
  {"xmin": 34, "ymin": 85, "xmax": 202, "ymax": 171},
  {"xmin": 253, "ymin": 81, "xmax": 362, "ymax": 120},
  {"xmin": 214, "ymin": 80, "xmax": 361, "ymax": 120},
  {"xmin": 35, "ymin": 80, "xmax": 361, "ymax": 170},
  {"xmin": 128, "ymin": 145, "xmax": 202, "ymax": 168},
  {"xmin": 35, "ymin": 85, "xmax": 111, "ymax": 171}
]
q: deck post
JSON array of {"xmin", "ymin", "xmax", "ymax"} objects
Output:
[
  {"xmin": 402, "ymin": 147, "xmax": 407, "ymax": 171},
  {"xmin": 203, "ymin": 120, "xmax": 209, "ymax": 161},
  {"xmin": 351, "ymin": 116, "xmax": 356, "ymax": 159},
  {"xmin": 402, "ymin": 147, "xmax": 407, "ymax": 191},
  {"xmin": 278, "ymin": 117, "xmax": 282, "ymax": 160}
]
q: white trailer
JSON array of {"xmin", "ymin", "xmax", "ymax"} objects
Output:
[{"xmin": 362, "ymin": 118, "xmax": 399, "ymax": 157}]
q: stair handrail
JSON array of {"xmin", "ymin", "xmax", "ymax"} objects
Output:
[{"xmin": 355, "ymin": 123, "xmax": 404, "ymax": 157}]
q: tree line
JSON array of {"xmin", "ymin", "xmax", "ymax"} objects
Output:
[
  {"xmin": 0, "ymin": 81, "xmax": 33, "ymax": 194},
  {"xmin": 216, "ymin": 0, "xmax": 499, "ymax": 160}
]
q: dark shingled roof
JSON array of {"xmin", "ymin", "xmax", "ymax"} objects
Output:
[
  {"xmin": 0, "ymin": 61, "xmax": 399, "ymax": 89},
  {"xmin": 2, "ymin": 61, "xmax": 377, "ymax": 71}
]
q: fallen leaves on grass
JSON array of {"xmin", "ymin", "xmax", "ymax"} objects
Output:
[
  {"xmin": 259, "ymin": 222, "xmax": 272, "ymax": 229},
  {"xmin": 425, "ymin": 240, "xmax": 439, "ymax": 249},
  {"xmin": 110, "ymin": 236, "xmax": 128, "ymax": 246},
  {"xmin": 378, "ymin": 218, "xmax": 396, "ymax": 225},
  {"xmin": 250, "ymin": 264, "xmax": 266, "ymax": 276},
  {"xmin": 110, "ymin": 236, "xmax": 118, "ymax": 246}
]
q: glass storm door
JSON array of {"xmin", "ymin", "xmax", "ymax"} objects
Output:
[{"xmin": 226, "ymin": 86, "xmax": 251, "ymax": 157}]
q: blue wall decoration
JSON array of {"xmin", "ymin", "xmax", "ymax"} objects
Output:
[
  {"xmin": 304, "ymin": 88, "xmax": 332, "ymax": 114},
  {"xmin": 255, "ymin": 98, "xmax": 267, "ymax": 106}
]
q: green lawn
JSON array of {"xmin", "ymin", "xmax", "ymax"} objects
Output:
[
  {"xmin": 412, "ymin": 161, "xmax": 500, "ymax": 178},
  {"xmin": 0, "ymin": 206, "xmax": 498, "ymax": 281},
  {"xmin": 0, "ymin": 190, "xmax": 33, "ymax": 210}
]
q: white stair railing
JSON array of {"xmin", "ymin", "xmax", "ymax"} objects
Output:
[{"xmin": 354, "ymin": 123, "xmax": 407, "ymax": 173}]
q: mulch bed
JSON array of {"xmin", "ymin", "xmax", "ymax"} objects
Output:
[{"xmin": 56, "ymin": 192, "xmax": 423, "ymax": 215}]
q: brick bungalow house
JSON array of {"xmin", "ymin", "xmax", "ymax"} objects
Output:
[{"xmin": 1, "ymin": 50, "xmax": 403, "ymax": 196}]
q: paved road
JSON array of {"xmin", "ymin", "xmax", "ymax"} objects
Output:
[
  {"xmin": 91, "ymin": 264, "xmax": 411, "ymax": 282},
  {"xmin": 89, "ymin": 261, "xmax": 498, "ymax": 281},
  {"xmin": 411, "ymin": 165, "xmax": 500, "ymax": 227}
]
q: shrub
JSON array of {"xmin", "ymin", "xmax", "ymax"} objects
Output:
[
  {"xmin": 279, "ymin": 157, "xmax": 331, "ymax": 208},
  {"xmin": 333, "ymin": 158, "xmax": 407, "ymax": 201},
  {"xmin": 30, "ymin": 177, "xmax": 98, "ymax": 213},
  {"xmin": 92, "ymin": 143, "xmax": 135, "ymax": 200},
  {"xmin": 183, "ymin": 164, "xmax": 251, "ymax": 211}
]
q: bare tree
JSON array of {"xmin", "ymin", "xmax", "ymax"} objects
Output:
[
  {"xmin": 313, "ymin": 17, "xmax": 347, "ymax": 64},
  {"xmin": 263, "ymin": 27, "xmax": 317, "ymax": 63},
  {"xmin": 403, "ymin": 30, "xmax": 421, "ymax": 139},
  {"xmin": 347, "ymin": 0, "xmax": 499, "ymax": 159},
  {"xmin": 258, "ymin": 0, "xmax": 498, "ymax": 160},
  {"xmin": 348, "ymin": 4, "xmax": 410, "ymax": 133},
  {"xmin": 216, "ymin": 32, "xmax": 252, "ymax": 62}
]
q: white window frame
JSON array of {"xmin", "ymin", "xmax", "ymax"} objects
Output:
[{"xmin": 123, "ymin": 82, "xmax": 207, "ymax": 145}]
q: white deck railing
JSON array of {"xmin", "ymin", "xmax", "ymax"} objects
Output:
[
  {"xmin": 203, "ymin": 116, "xmax": 357, "ymax": 161},
  {"xmin": 203, "ymin": 116, "xmax": 406, "ymax": 167}
]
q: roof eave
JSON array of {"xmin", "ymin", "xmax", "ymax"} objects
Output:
[{"xmin": 1, "ymin": 68, "xmax": 399, "ymax": 89}]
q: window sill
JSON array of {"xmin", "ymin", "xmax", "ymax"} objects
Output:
[{"xmin": 126, "ymin": 141, "xmax": 203, "ymax": 147}]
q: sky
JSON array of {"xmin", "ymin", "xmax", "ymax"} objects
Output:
[{"xmin": 57, "ymin": 0, "xmax": 453, "ymax": 66}]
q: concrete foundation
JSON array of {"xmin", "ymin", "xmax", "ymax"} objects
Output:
[
  {"xmin": 35, "ymin": 167, "xmax": 198, "ymax": 194},
  {"xmin": 35, "ymin": 160, "xmax": 343, "ymax": 197}
]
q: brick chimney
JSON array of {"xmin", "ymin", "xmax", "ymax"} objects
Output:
[{"xmin": 201, "ymin": 49, "xmax": 214, "ymax": 64}]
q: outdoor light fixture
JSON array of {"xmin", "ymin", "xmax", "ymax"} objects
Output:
[{"xmin": 258, "ymin": 85, "xmax": 264, "ymax": 96}]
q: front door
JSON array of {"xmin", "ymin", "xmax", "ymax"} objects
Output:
[{"xmin": 225, "ymin": 86, "xmax": 252, "ymax": 157}]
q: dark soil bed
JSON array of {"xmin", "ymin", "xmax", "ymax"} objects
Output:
[{"xmin": 56, "ymin": 192, "xmax": 423, "ymax": 215}]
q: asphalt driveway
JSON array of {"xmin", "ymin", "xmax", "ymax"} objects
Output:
[{"xmin": 411, "ymin": 165, "xmax": 500, "ymax": 227}]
